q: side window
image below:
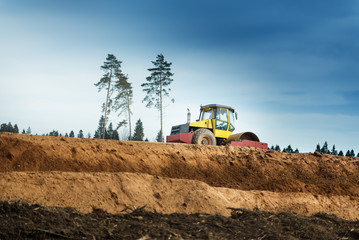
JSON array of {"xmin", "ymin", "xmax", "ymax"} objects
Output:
[
  {"xmin": 216, "ymin": 121, "xmax": 228, "ymax": 130},
  {"xmin": 202, "ymin": 109, "xmax": 212, "ymax": 120}
]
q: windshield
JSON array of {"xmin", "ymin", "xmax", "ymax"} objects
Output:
[{"xmin": 219, "ymin": 108, "xmax": 228, "ymax": 121}]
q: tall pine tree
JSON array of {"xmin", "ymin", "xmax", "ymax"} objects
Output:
[
  {"xmin": 113, "ymin": 72, "xmax": 133, "ymax": 140},
  {"xmin": 142, "ymin": 54, "xmax": 174, "ymax": 142},
  {"xmin": 95, "ymin": 54, "xmax": 123, "ymax": 139}
]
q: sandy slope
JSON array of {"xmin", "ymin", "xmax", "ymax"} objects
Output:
[
  {"xmin": 1, "ymin": 171, "xmax": 358, "ymax": 220},
  {"xmin": 1, "ymin": 132, "xmax": 358, "ymax": 220}
]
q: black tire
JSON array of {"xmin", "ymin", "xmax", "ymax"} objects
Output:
[{"xmin": 191, "ymin": 128, "xmax": 217, "ymax": 145}]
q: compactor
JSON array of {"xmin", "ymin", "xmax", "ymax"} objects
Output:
[{"xmin": 166, "ymin": 104, "xmax": 267, "ymax": 149}]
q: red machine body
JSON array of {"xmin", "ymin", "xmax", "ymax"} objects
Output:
[
  {"xmin": 166, "ymin": 132, "xmax": 268, "ymax": 149},
  {"xmin": 166, "ymin": 133, "xmax": 193, "ymax": 144}
]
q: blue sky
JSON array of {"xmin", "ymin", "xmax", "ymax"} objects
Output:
[{"xmin": 1, "ymin": 0, "xmax": 358, "ymax": 152}]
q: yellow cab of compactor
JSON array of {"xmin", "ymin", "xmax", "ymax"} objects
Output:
[{"xmin": 189, "ymin": 104, "xmax": 236, "ymax": 140}]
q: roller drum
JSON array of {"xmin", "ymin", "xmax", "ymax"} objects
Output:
[{"xmin": 226, "ymin": 131, "xmax": 260, "ymax": 143}]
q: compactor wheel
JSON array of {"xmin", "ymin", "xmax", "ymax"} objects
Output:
[{"xmin": 191, "ymin": 128, "xmax": 217, "ymax": 145}]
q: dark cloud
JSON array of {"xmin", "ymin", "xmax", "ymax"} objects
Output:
[{"xmin": 4, "ymin": 0, "xmax": 358, "ymax": 116}]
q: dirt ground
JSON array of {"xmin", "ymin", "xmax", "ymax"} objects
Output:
[
  {"xmin": 1, "ymin": 200, "xmax": 359, "ymax": 240},
  {"xmin": 1, "ymin": 132, "xmax": 359, "ymax": 238}
]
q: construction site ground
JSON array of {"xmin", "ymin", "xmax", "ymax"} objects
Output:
[{"xmin": 0, "ymin": 132, "xmax": 359, "ymax": 239}]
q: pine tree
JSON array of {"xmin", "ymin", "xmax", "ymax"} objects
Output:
[
  {"xmin": 321, "ymin": 141, "xmax": 329, "ymax": 154},
  {"xmin": 69, "ymin": 130, "xmax": 75, "ymax": 137},
  {"xmin": 95, "ymin": 54, "xmax": 123, "ymax": 139},
  {"xmin": 330, "ymin": 145, "xmax": 338, "ymax": 155},
  {"xmin": 294, "ymin": 148, "xmax": 299, "ymax": 153},
  {"xmin": 132, "ymin": 119, "xmax": 144, "ymax": 141},
  {"xmin": 14, "ymin": 124, "xmax": 19, "ymax": 133},
  {"xmin": 8, "ymin": 122, "xmax": 13, "ymax": 132},
  {"xmin": 49, "ymin": 130, "xmax": 59, "ymax": 136},
  {"xmin": 156, "ymin": 130, "xmax": 164, "ymax": 142},
  {"xmin": 357, "ymin": 153, "xmax": 359, "ymax": 157},
  {"xmin": 94, "ymin": 115, "xmax": 106, "ymax": 139},
  {"xmin": 0, "ymin": 123, "xmax": 7, "ymax": 132},
  {"xmin": 142, "ymin": 54, "xmax": 174, "ymax": 143},
  {"xmin": 345, "ymin": 150, "xmax": 351, "ymax": 157},
  {"xmin": 270, "ymin": 145, "xmax": 275, "ymax": 150},
  {"xmin": 26, "ymin": 127, "xmax": 31, "ymax": 134},
  {"xmin": 94, "ymin": 131, "xmax": 99, "ymax": 138},
  {"xmin": 338, "ymin": 150, "xmax": 344, "ymax": 156},
  {"xmin": 274, "ymin": 145, "xmax": 281, "ymax": 151},
  {"xmin": 112, "ymin": 130, "xmax": 119, "ymax": 140},
  {"xmin": 350, "ymin": 149, "xmax": 355, "ymax": 157},
  {"xmin": 78, "ymin": 130, "xmax": 84, "ymax": 138},
  {"xmin": 113, "ymin": 71, "xmax": 133, "ymax": 140},
  {"xmin": 106, "ymin": 123, "xmax": 114, "ymax": 139},
  {"xmin": 285, "ymin": 145, "xmax": 293, "ymax": 153},
  {"xmin": 282, "ymin": 148, "xmax": 287, "ymax": 153},
  {"xmin": 315, "ymin": 144, "xmax": 321, "ymax": 153}
]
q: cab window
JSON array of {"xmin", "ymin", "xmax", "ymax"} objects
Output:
[
  {"xmin": 216, "ymin": 121, "xmax": 228, "ymax": 130},
  {"xmin": 219, "ymin": 108, "xmax": 228, "ymax": 121},
  {"xmin": 201, "ymin": 109, "xmax": 212, "ymax": 120}
]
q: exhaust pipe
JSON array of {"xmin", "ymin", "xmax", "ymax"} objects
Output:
[{"xmin": 187, "ymin": 108, "xmax": 191, "ymax": 123}]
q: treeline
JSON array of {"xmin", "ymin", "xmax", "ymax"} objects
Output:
[
  {"xmin": 270, "ymin": 141, "xmax": 359, "ymax": 157},
  {"xmin": 2, "ymin": 122, "xmax": 358, "ymax": 155},
  {"xmin": 269, "ymin": 144, "xmax": 299, "ymax": 153},
  {"xmin": 314, "ymin": 141, "xmax": 358, "ymax": 157},
  {"xmin": 1, "ymin": 122, "xmax": 30, "ymax": 134},
  {"xmin": 93, "ymin": 116, "xmax": 151, "ymax": 141},
  {"xmin": 0, "ymin": 119, "xmax": 162, "ymax": 142}
]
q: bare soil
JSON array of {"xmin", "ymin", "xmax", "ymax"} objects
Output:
[
  {"xmin": 1, "ymin": 132, "xmax": 359, "ymax": 239},
  {"xmin": 1, "ymin": 200, "xmax": 359, "ymax": 240}
]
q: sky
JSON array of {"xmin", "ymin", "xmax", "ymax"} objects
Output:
[{"xmin": 1, "ymin": 0, "xmax": 359, "ymax": 153}]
